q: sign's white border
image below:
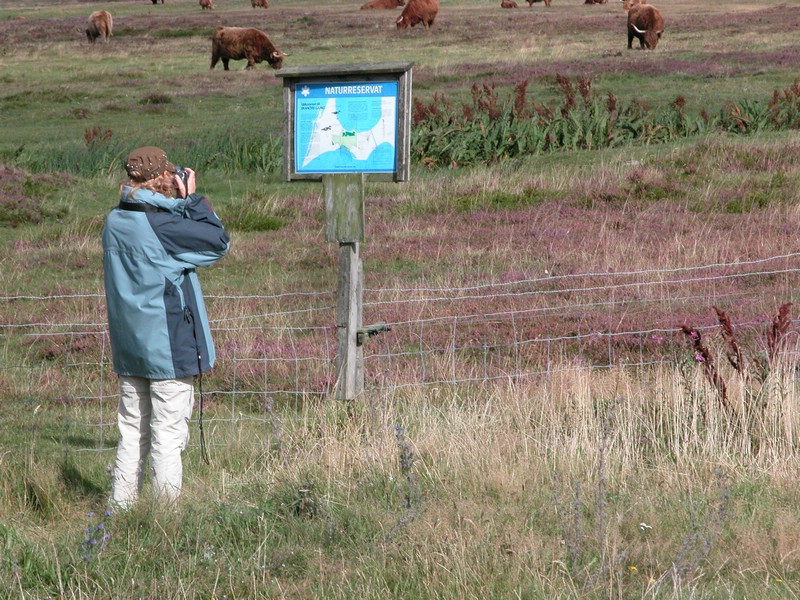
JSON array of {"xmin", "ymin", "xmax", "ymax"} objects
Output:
[
  {"xmin": 278, "ymin": 63, "xmax": 413, "ymax": 183},
  {"xmin": 294, "ymin": 80, "xmax": 398, "ymax": 175}
]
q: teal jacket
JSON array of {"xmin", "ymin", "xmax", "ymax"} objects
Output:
[{"xmin": 102, "ymin": 187, "xmax": 230, "ymax": 379}]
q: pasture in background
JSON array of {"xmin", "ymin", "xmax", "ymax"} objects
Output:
[{"xmin": 3, "ymin": 0, "xmax": 800, "ymax": 597}]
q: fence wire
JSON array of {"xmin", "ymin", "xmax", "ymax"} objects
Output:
[{"xmin": 2, "ymin": 253, "xmax": 799, "ymax": 454}]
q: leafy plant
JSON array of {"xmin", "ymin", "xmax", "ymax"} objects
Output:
[{"xmin": 412, "ymin": 77, "xmax": 800, "ymax": 169}]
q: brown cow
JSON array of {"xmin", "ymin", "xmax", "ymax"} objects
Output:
[
  {"xmin": 86, "ymin": 10, "xmax": 112, "ymax": 43},
  {"xmin": 210, "ymin": 27, "xmax": 287, "ymax": 70},
  {"xmin": 622, "ymin": 0, "xmax": 645, "ymax": 10},
  {"xmin": 200, "ymin": 0, "xmax": 215, "ymax": 9},
  {"xmin": 627, "ymin": 4, "xmax": 664, "ymax": 49},
  {"xmin": 361, "ymin": 0, "xmax": 404, "ymax": 9},
  {"xmin": 396, "ymin": 0, "xmax": 438, "ymax": 29},
  {"xmin": 526, "ymin": 0, "xmax": 551, "ymax": 5},
  {"xmin": 251, "ymin": 0, "xmax": 269, "ymax": 7},
  {"xmin": 501, "ymin": 0, "xmax": 519, "ymax": 7}
]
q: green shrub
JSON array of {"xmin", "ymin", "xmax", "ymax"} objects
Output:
[
  {"xmin": 0, "ymin": 166, "xmax": 70, "ymax": 226},
  {"xmin": 412, "ymin": 76, "xmax": 800, "ymax": 169},
  {"xmin": 10, "ymin": 130, "xmax": 284, "ymax": 179},
  {"xmin": 218, "ymin": 189, "xmax": 287, "ymax": 232}
]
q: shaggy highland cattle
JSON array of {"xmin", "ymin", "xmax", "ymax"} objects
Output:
[
  {"xmin": 86, "ymin": 10, "xmax": 113, "ymax": 43},
  {"xmin": 622, "ymin": 0, "xmax": 645, "ymax": 11},
  {"xmin": 526, "ymin": 0, "xmax": 551, "ymax": 6},
  {"xmin": 396, "ymin": 0, "xmax": 438, "ymax": 29},
  {"xmin": 361, "ymin": 0, "xmax": 403, "ymax": 9},
  {"xmin": 627, "ymin": 4, "xmax": 664, "ymax": 49},
  {"xmin": 210, "ymin": 27, "xmax": 287, "ymax": 70},
  {"xmin": 200, "ymin": 0, "xmax": 215, "ymax": 9},
  {"xmin": 251, "ymin": 0, "xmax": 269, "ymax": 7},
  {"xmin": 501, "ymin": 0, "xmax": 519, "ymax": 8}
]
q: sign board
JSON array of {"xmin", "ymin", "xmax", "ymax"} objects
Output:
[{"xmin": 277, "ymin": 62, "xmax": 413, "ymax": 182}]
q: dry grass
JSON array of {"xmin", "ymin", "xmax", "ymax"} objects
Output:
[{"xmin": 176, "ymin": 359, "xmax": 800, "ymax": 594}]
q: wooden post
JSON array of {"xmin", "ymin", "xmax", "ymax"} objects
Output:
[
  {"xmin": 335, "ymin": 242, "xmax": 363, "ymax": 400},
  {"xmin": 324, "ymin": 174, "xmax": 365, "ymax": 400}
]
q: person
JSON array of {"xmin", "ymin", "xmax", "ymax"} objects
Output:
[{"xmin": 102, "ymin": 146, "xmax": 230, "ymax": 509}]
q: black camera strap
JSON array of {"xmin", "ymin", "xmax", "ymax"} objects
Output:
[
  {"xmin": 183, "ymin": 306, "xmax": 211, "ymax": 465},
  {"xmin": 117, "ymin": 201, "xmax": 169, "ymax": 213}
]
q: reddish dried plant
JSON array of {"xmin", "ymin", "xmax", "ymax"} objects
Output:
[
  {"xmin": 605, "ymin": 92, "xmax": 617, "ymax": 114},
  {"xmin": 714, "ymin": 307, "xmax": 745, "ymax": 378},
  {"xmin": 470, "ymin": 83, "xmax": 501, "ymax": 121},
  {"xmin": 555, "ymin": 74, "xmax": 575, "ymax": 117},
  {"xmin": 671, "ymin": 96, "xmax": 686, "ymax": 115},
  {"xmin": 577, "ymin": 77, "xmax": 592, "ymax": 104},
  {"xmin": 767, "ymin": 302, "xmax": 792, "ymax": 364},
  {"xmin": 685, "ymin": 304, "xmax": 795, "ymax": 421},
  {"xmin": 513, "ymin": 79, "xmax": 530, "ymax": 119},
  {"xmin": 83, "ymin": 127, "xmax": 112, "ymax": 146},
  {"xmin": 680, "ymin": 325, "xmax": 730, "ymax": 412}
]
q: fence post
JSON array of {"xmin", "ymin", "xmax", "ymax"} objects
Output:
[{"xmin": 324, "ymin": 174, "xmax": 365, "ymax": 400}]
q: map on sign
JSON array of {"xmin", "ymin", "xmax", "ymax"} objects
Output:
[{"xmin": 294, "ymin": 81, "xmax": 398, "ymax": 174}]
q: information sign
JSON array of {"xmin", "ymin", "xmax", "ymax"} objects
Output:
[
  {"xmin": 278, "ymin": 62, "xmax": 413, "ymax": 182},
  {"xmin": 295, "ymin": 81, "xmax": 398, "ymax": 175}
]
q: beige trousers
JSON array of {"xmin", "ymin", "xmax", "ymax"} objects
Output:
[{"xmin": 110, "ymin": 376, "xmax": 194, "ymax": 510}]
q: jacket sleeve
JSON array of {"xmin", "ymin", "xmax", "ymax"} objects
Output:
[{"xmin": 151, "ymin": 194, "xmax": 231, "ymax": 268}]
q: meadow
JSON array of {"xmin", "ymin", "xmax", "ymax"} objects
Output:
[{"xmin": 3, "ymin": 0, "xmax": 800, "ymax": 597}]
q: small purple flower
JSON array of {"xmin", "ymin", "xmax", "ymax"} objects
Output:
[
  {"xmin": 694, "ymin": 352, "xmax": 705, "ymax": 362},
  {"xmin": 651, "ymin": 334, "xmax": 664, "ymax": 344},
  {"xmin": 81, "ymin": 511, "xmax": 110, "ymax": 562}
]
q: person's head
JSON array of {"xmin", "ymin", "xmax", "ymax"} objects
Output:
[{"xmin": 122, "ymin": 146, "xmax": 178, "ymax": 197}]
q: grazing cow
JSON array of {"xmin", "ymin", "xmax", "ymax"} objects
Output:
[
  {"xmin": 622, "ymin": 0, "xmax": 645, "ymax": 10},
  {"xmin": 151, "ymin": 0, "xmax": 164, "ymax": 4},
  {"xmin": 584, "ymin": 0, "xmax": 606, "ymax": 4},
  {"xmin": 396, "ymin": 0, "xmax": 438, "ymax": 29},
  {"xmin": 501, "ymin": 0, "xmax": 519, "ymax": 7},
  {"xmin": 526, "ymin": 0, "xmax": 551, "ymax": 5},
  {"xmin": 86, "ymin": 10, "xmax": 112, "ymax": 43},
  {"xmin": 200, "ymin": 0, "xmax": 215, "ymax": 9},
  {"xmin": 252, "ymin": 0, "xmax": 269, "ymax": 7},
  {"xmin": 361, "ymin": 0, "xmax": 404, "ymax": 9},
  {"xmin": 210, "ymin": 26, "xmax": 287, "ymax": 70},
  {"xmin": 628, "ymin": 4, "xmax": 664, "ymax": 49}
]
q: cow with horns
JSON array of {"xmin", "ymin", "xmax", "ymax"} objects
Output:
[
  {"xmin": 627, "ymin": 4, "xmax": 664, "ymax": 49},
  {"xmin": 86, "ymin": 10, "xmax": 113, "ymax": 43},
  {"xmin": 210, "ymin": 27, "xmax": 288, "ymax": 70},
  {"xmin": 396, "ymin": 0, "xmax": 438, "ymax": 29}
]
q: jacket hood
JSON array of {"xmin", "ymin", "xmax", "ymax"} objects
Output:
[{"xmin": 120, "ymin": 186, "xmax": 187, "ymax": 215}]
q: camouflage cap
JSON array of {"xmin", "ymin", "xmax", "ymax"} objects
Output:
[{"xmin": 124, "ymin": 146, "xmax": 176, "ymax": 182}]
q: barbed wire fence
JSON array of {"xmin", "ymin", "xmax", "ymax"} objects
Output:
[{"xmin": 2, "ymin": 252, "xmax": 800, "ymax": 456}]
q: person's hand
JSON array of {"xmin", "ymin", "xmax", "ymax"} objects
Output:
[{"xmin": 174, "ymin": 168, "xmax": 197, "ymax": 199}]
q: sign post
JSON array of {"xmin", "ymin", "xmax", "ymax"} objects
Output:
[{"xmin": 278, "ymin": 62, "xmax": 412, "ymax": 400}]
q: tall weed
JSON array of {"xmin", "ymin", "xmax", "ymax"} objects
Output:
[{"xmin": 10, "ymin": 130, "xmax": 283, "ymax": 179}]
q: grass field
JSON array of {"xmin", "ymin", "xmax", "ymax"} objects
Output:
[{"xmin": 4, "ymin": 0, "xmax": 800, "ymax": 597}]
